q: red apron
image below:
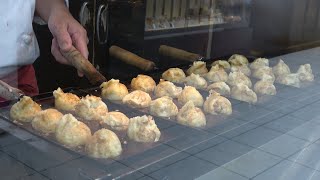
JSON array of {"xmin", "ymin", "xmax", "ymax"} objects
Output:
[{"xmin": 0, "ymin": 65, "xmax": 38, "ymax": 101}]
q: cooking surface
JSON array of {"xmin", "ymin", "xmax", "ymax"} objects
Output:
[{"xmin": 1, "ymin": 47, "xmax": 320, "ymax": 180}]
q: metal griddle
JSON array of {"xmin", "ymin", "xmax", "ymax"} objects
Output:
[
  {"xmin": 0, "ymin": 55, "xmax": 316, "ymax": 179},
  {"xmin": 0, "ymin": 88, "xmax": 211, "ymax": 167}
]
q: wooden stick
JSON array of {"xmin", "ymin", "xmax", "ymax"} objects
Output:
[
  {"xmin": 62, "ymin": 46, "xmax": 107, "ymax": 85},
  {"xmin": 0, "ymin": 80, "xmax": 24, "ymax": 100},
  {"xmin": 109, "ymin": 46, "xmax": 156, "ymax": 71},
  {"xmin": 159, "ymin": 45, "xmax": 202, "ymax": 62}
]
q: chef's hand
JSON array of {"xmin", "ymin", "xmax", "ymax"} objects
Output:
[{"xmin": 48, "ymin": 9, "xmax": 88, "ymax": 77}]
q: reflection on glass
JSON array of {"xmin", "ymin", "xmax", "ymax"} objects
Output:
[{"xmin": 145, "ymin": 0, "xmax": 249, "ymax": 31}]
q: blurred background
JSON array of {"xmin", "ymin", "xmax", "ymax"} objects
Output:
[{"xmin": 33, "ymin": 0, "xmax": 320, "ymax": 92}]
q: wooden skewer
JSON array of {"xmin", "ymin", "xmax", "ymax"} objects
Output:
[
  {"xmin": 0, "ymin": 80, "xmax": 24, "ymax": 100},
  {"xmin": 159, "ymin": 45, "xmax": 202, "ymax": 62},
  {"xmin": 62, "ymin": 46, "xmax": 107, "ymax": 85},
  {"xmin": 109, "ymin": 46, "xmax": 156, "ymax": 71}
]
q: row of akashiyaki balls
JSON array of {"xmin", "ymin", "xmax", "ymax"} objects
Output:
[{"xmin": 9, "ymin": 93, "xmax": 160, "ymax": 159}]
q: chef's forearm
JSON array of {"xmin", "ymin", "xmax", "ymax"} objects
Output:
[{"xmin": 35, "ymin": 0, "xmax": 69, "ymax": 22}]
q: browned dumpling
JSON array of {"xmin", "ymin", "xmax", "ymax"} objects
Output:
[
  {"xmin": 55, "ymin": 114, "xmax": 92, "ymax": 148},
  {"xmin": 32, "ymin": 109, "xmax": 63, "ymax": 134},
  {"xmin": 252, "ymin": 66, "xmax": 275, "ymax": 82},
  {"xmin": 206, "ymin": 82, "xmax": 231, "ymax": 96},
  {"xmin": 162, "ymin": 68, "xmax": 186, "ymax": 83},
  {"xmin": 297, "ymin": 64, "xmax": 314, "ymax": 82},
  {"xmin": 122, "ymin": 90, "xmax": 152, "ymax": 108},
  {"xmin": 231, "ymin": 84, "xmax": 257, "ymax": 104},
  {"xmin": 177, "ymin": 101, "xmax": 206, "ymax": 128},
  {"xmin": 250, "ymin": 58, "xmax": 269, "ymax": 70},
  {"xmin": 186, "ymin": 61, "xmax": 208, "ymax": 75},
  {"xmin": 227, "ymin": 71, "xmax": 252, "ymax": 88},
  {"xmin": 75, "ymin": 95, "xmax": 108, "ymax": 121},
  {"xmin": 154, "ymin": 79, "xmax": 182, "ymax": 98},
  {"xmin": 230, "ymin": 65, "xmax": 251, "ymax": 76},
  {"xmin": 100, "ymin": 111, "xmax": 129, "ymax": 131},
  {"xmin": 178, "ymin": 86, "xmax": 204, "ymax": 107},
  {"xmin": 85, "ymin": 129, "xmax": 122, "ymax": 158},
  {"xmin": 205, "ymin": 65, "xmax": 228, "ymax": 83},
  {"xmin": 203, "ymin": 91, "xmax": 232, "ymax": 115},
  {"xmin": 228, "ymin": 54, "xmax": 249, "ymax": 66},
  {"xmin": 254, "ymin": 80, "xmax": 277, "ymax": 95},
  {"xmin": 276, "ymin": 73, "xmax": 300, "ymax": 88},
  {"xmin": 211, "ymin": 60, "xmax": 231, "ymax": 70},
  {"xmin": 10, "ymin": 96, "xmax": 42, "ymax": 122},
  {"xmin": 53, "ymin": 88, "xmax": 80, "ymax": 112},
  {"xmin": 183, "ymin": 73, "xmax": 208, "ymax": 89},
  {"xmin": 149, "ymin": 96, "xmax": 178, "ymax": 117},
  {"xmin": 127, "ymin": 115, "xmax": 161, "ymax": 143},
  {"xmin": 273, "ymin": 59, "xmax": 291, "ymax": 77},
  {"xmin": 100, "ymin": 79, "xmax": 129, "ymax": 101},
  {"xmin": 131, "ymin": 74, "xmax": 156, "ymax": 93}
]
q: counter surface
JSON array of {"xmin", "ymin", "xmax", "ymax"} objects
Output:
[{"xmin": 2, "ymin": 47, "xmax": 320, "ymax": 180}]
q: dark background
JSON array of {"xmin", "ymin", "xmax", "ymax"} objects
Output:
[{"xmin": 33, "ymin": 0, "xmax": 320, "ymax": 93}]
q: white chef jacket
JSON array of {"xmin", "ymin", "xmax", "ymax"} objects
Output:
[
  {"xmin": 0, "ymin": 0, "xmax": 39, "ymax": 77},
  {"xmin": 0, "ymin": 0, "xmax": 69, "ymax": 78}
]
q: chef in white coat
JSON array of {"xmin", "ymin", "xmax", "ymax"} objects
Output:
[{"xmin": 0, "ymin": 0, "xmax": 88, "ymax": 98}]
